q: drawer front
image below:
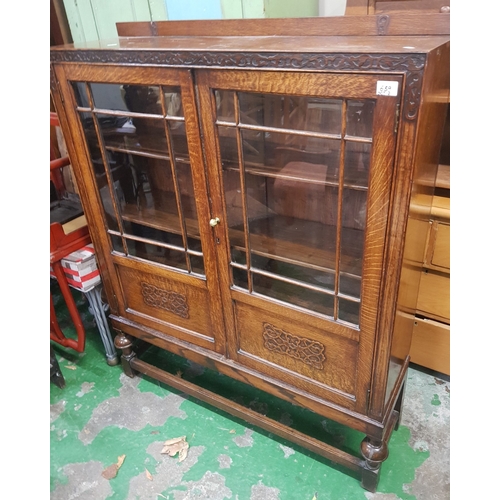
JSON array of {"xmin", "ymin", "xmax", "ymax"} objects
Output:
[
  {"xmin": 234, "ymin": 302, "xmax": 359, "ymax": 407},
  {"xmin": 116, "ymin": 264, "xmax": 216, "ymax": 350},
  {"xmin": 416, "ymin": 270, "xmax": 450, "ymax": 322},
  {"xmin": 410, "ymin": 318, "xmax": 450, "ymax": 375}
]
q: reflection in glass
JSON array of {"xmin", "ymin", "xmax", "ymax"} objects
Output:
[{"xmin": 91, "ymin": 83, "xmax": 130, "ymax": 112}]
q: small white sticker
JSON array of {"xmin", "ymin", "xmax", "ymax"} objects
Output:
[{"xmin": 376, "ymin": 81, "xmax": 399, "ymax": 96}]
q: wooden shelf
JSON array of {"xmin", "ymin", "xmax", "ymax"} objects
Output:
[{"xmin": 229, "ymin": 215, "xmax": 364, "ymax": 279}]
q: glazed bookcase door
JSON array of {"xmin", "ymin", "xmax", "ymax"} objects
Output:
[
  {"xmin": 198, "ymin": 70, "xmax": 402, "ymax": 411},
  {"xmin": 53, "ymin": 64, "xmax": 225, "ymax": 353}
]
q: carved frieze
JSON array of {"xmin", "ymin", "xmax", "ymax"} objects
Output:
[
  {"xmin": 51, "ymin": 50, "xmax": 425, "ymax": 71},
  {"xmin": 262, "ymin": 322, "xmax": 326, "ymax": 370},
  {"xmin": 50, "ymin": 50, "xmax": 424, "ymax": 121}
]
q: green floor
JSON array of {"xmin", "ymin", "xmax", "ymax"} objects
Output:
[{"xmin": 50, "ymin": 282, "xmax": 450, "ymax": 500}]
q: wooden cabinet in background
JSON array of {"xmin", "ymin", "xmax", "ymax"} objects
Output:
[
  {"xmin": 410, "ymin": 160, "xmax": 450, "ymax": 375},
  {"xmin": 50, "ymin": 15, "xmax": 450, "ymax": 491}
]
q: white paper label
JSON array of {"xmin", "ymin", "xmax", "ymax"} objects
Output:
[{"xmin": 376, "ymin": 81, "xmax": 399, "ymax": 96}]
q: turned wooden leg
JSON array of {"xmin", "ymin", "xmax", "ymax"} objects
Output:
[
  {"xmin": 360, "ymin": 437, "xmax": 389, "ymax": 492},
  {"xmin": 114, "ymin": 332, "xmax": 136, "ymax": 377}
]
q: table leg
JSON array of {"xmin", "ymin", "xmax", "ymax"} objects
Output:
[{"xmin": 84, "ymin": 285, "xmax": 119, "ymax": 366}]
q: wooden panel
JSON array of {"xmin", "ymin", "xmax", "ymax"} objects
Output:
[
  {"xmin": 140, "ymin": 13, "xmax": 449, "ymax": 37},
  {"xmin": 234, "ymin": 302, "xmax": 359, "ymax": 403},
  {"xmin": 345, "ymin": 0, "xmax": 372, "ymax": 15},
  {"xmin": 375, "ymin": 0, "xmax": 450, "ymax": 13},
  {"xmin": 115, "ymin": 264, "xmax": 216, "ymax": 348},
  {"xmin": 416, "ymin": 270, "xmax": 449, "ymax": 322},
  {"xmin": 346, "ymin": 0, "xmax": 450, "ymax": 14},
  {"xmin": 410, "ymin": 317, "xmax": 450, "ymax": 375}
]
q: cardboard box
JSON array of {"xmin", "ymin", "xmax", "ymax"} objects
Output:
[{"xmin": 50, "ymin": 244, "xmax": 101, "ymax": 292}]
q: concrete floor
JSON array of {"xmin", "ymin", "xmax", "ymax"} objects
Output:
[{"xmin": 50, "ymin": 284, "xmax": 450, "ymax": 499}]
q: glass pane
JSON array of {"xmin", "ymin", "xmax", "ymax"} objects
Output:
[
  {"xmin": 164, "ymin": 88, "xmax": 184, "ymax": 117},
  {"xmin": 169, "ymin": 121, "xmax": 190, "ymax": 164},
  {"xmin": 346, "ymin": 100, "xmax": 375, "ymax": 138},
  {"xmin": 339, "ymin": 191, "xmax": 366, "ymax": 299},
  {"xmin": 248, "ymin": 217, "xmax": 337, "ymax": 272},
  {"xmin": 122, "ymin": 223, "xmax": 184, "ymax": 247},
  {"xmin": 126, "ymin": 239, "xmax": 187, "ymax": 270},
  {"xmin": 190, "ymin": 254, "xmax": 205, "ymax": 275},
  {"xmin": 338, "ymin": 298, "xmax": 360, "ymax": 325},
  {"xmin": 72, "ymin": 82, "xmax": 89, "ymax": 108},
  {"xmin": 219, "ymin": 125, "xmax": 239, "ymax": 167},
  {"xmin": 232, "ymin": 266, "xmax": 248, "ymax": 289},
  {"xmin": 107, "ymin": 152, "xmax": 181, "ymax": 230},
  {"xmin": 231, "ymin": 248, "xmax": 247, "ymax": 266},
  {"xmin": 253, "ymin": 273, "xmax": 333, "ymax": 317},
  {"xmin": 110, "ymin": 234, "xmax": 124, "ymax": 253},
  {"xmin": 97, "ymin": 112, "xmax": 167, "ymax": 155},
  {"xmin": 251, "ymin": 254, "xmax": 334, "ymax": 291},
  {"xmin": 338, "ymin": 273, "xmax": 361, "ymax": 298},
  {"xmin": 215, "ymin": 90, "xmax": 236, "ymax": 122},
  {"xmin": 97, "ymin": 176, "xmax": 121, "ymax": 233},
  {"xmin": 238, "ymin": 92, "xmax": 342, "ymax": 135},
  {"xmin": 90, "ymin": 83, "xmax": 183, "ymax": 116},
  {"xmin": 187, "ymin": 237, "xmax": 202, "ymax": 253},
  {"xmin": 344, "ymin": 141, "xmax": 371, "ymax": 187},
  {"xmin": 91, "ymin": 83, "xmax": 130, "ymax": 112},
  {"xmin": 240, "ymin": 129, "xmax": 340, "ymax": 182}
]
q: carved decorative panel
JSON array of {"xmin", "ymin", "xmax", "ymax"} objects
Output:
[
  {"xmin": 140, "ymin": 282, "xmax": 189, "ymax": 319},
  {"xmin": 262, "ymin": 323, "xmax": 326, "ymax": 370}
]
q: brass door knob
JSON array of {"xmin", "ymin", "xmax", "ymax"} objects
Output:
[{"xmin": 209, "ymin": 217, "xmax": 220, "ymax": 227}]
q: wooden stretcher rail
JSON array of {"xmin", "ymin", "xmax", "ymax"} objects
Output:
[{"xmin": 130, "ymin": 356, "xmax": 365, "ymax": 472}]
